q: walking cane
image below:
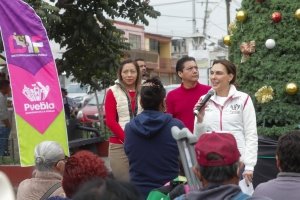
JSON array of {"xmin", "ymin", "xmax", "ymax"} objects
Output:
[{"xmin": 171, "ymin": 126, "xmax": 202, "ymax": 191}]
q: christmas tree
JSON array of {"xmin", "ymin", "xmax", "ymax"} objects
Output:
[{"xmin": 228, "ymin": 0, "xmax": 300, "ymax": 138}]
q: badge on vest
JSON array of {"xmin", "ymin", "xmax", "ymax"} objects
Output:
[{"xmin": 230, "ymin": 104, "xmax": 241, "ymax": 114}]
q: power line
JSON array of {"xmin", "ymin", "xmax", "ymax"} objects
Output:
[
  {"xmin": 207, "ymin": 20, "xmax": 227, "ymax": 32},
  {"xmin": 151, "ymin": 0, "xmax": 190, "ymax": 7},
  {"xmin": 151, "ymin": 0, "xmax": 219, "ymax": 7},
  {"xmin": 160, "ymin": 14, "xmax": 204, "ymax": 20},
  {"xmin": 232, "ymin": 0, "xmax": 241, "ymax": 8}
]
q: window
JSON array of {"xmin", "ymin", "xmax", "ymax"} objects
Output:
[
  {"xmin": 149, "ymin": 39, "xmax": 159, "ymax": 52},
  {"xmin": 129, "ymin": 34, "xmax": 141, "ymax": 49}
]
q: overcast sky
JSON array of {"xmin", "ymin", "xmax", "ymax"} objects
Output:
[
  {"xmin": 142, "ymin": 0, "xmax": 242, "ymax": 41},
  {"xmin": 47, "ymin": 0, "xmax": 242, "ymax": 57},
  {"xmin": 44, "ymin": 0, "xmax": 242, "ymax": 40}
]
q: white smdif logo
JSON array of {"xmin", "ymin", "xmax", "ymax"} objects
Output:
[
  {"xmin": 22, "ymin": 82, "xmax": 49, "ymax": 101},
  {"xmin": 22, "ymin": 82, "xmax": 54, "ymax": 113}
]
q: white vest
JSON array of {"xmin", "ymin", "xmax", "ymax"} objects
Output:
[{"xmin": 110, "ymin": 84, "xmax": 142, "ymax": 130}]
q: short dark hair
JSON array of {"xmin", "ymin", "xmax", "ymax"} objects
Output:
[
  {"xmin": 198, "ymin": 153, "xmax": 239, "ymax": 183},
  {"xmin": 276, "ymin": 130, "xmax": 300, "ymax": 173},
  {"xmin": 72, "ymin": 178, "xmax": 142, "ymax": 200},
  {"xmin": 0, "ymin": 80, "xmax": 10, "ymax": 90},
  {"xmin": 117, "ymin": 59, "xmax": 141, "ymax": 89},
  {"xmin": 212, "ymin": 59, "xmax": 237, "ymax": 85},
  {"xmin": 176, "ymin": 56, "xmax": 196, "ymax": 74},
  {"xmin": 140, "ymin": 77, "xmax": 166, "ymax": 110}
]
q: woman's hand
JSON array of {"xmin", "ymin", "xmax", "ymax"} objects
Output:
[
  {"xmin": 196, "ymin": 109, "xmax": 205, "ymax": 123},
  {"xmin": 194, "ymin": 99, "xmax": 206, "ymax": 123},
  {"xmin": 243, "ymin": 170, "xmax": 254, "ymax": 186}
]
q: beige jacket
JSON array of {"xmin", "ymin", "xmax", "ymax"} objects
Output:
[{"xmin": 17, "ymin": 170, "xmax": 65, "ymax": 200}]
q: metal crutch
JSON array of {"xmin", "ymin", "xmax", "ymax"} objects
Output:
[
  {"xmin": 181, "ymin": 127, "xmax": 202, "ymax": 189},
  {"xmin": 171, "ymin": 126, "xmax": 202, "ymax": 191}
]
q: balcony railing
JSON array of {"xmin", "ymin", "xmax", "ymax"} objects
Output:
[
  {"xmin": 126, "ymin": 49, "xmax": 177, "ymax": 73},
  {"xmin": 126, "ymin": 49, "xmax": 159, "ymax": 69}
]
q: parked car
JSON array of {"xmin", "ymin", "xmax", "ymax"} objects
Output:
[
  {"xmin": 66, "ymin": 83, "xmax": 92, "ymax": 108},
  {"xmin": 76, "ymin": 90, "xmax": 106, "ymax": 127},
  {"xmin": 76, "ymin": 84, "xmax": 179, "ymax": 127}
]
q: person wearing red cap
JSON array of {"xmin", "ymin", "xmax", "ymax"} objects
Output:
[{"xmin": 181, "ymin": 132, "xmax": 251, "ymax": 200}]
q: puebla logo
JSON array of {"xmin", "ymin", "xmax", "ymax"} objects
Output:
[{"xmin": 22, "ymin": 82, "xmax": 55, "ymax": 113}]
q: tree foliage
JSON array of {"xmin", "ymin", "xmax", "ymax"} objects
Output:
[
  {"xmin": 230, "ymin": 0, "xmax": 300, "ymax": 138},
  {"xmin": 1, "ymin": 0, "xmax": 160, "ymax": 89},
  {"xmin": 0, "ymin": 0, "xmax": 60, "ymax": 54}
]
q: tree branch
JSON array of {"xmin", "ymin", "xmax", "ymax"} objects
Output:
[{"xmin": 0, "ymin": 54, "xmax": 6, "ymax": 61}]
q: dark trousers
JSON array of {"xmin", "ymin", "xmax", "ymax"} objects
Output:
[{"xmin": 0, "ymin": 127, "xmax": 10, "ymax": 156}]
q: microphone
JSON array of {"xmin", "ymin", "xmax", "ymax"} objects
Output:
[{"xmin": 193, "ymin": 90, "xmax": 214, "ymax": 116}]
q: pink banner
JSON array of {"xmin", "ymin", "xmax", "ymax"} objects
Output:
[{"xmin": 0, "ymin": 0, "xmax": 69, "ymax": 166}]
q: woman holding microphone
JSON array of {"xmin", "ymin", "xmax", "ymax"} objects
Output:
[{"xmin": 194, "ymin": 59, "xmax": 258, "ymax": 185}]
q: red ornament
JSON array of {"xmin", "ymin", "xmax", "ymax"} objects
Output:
[{"xmin": 272, "ymin": 12, "xmax": 282, "ymax": 23}]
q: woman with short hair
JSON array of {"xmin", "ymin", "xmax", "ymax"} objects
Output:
[
  {"xmin": 17, "ymin": 141, "xmax": 67, "ymax": 200},
  {"xmin": 62, "ymin": 150, "xmax": 108, "ymax": 198}
]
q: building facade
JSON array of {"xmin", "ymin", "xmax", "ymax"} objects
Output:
[
  {"xmin": 171, "ymin": 35, "xmax": 228, "ymax": 86},
  {"xmin": 114, "ymin": 21, "xmax": 178, "ymax": 85}
]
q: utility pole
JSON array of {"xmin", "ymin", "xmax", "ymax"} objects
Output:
[
  {"xmin": 225, "ymin": 0, "xmax": 231, "ymax": 35},
  {"xmin": 202, "ymin": 0, "xmax": 209, "ymax": 37},
  {"xmin": 192, "ymin": 0, "xmax": 196, "ymax": 33}
]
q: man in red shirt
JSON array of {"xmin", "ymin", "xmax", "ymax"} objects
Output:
[{"xmin": 166, "ymin": 56, "xmax": 211, "ymax": 132}]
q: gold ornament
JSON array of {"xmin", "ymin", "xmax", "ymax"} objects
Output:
[
  {"xmin": 228, "ymin": 22, "xmax": 237, "ymax": 34},
  {"xmin": 236, "ymin": 11, "xmax": 247, "ymax": 22},
  {"xmin": 223, "ymin": 35, "xmax": 231, "ymax": 46},
  {"xmin": 285, "ymin": 82, "xmax": 298, "ymax": 95},
  {"xmin": 255, "ymin": 86, "xmax": 274, "ymax": 104},
  {"xmin": 295, "ymin": 9, "xmax": 300, "ymax": 20}
]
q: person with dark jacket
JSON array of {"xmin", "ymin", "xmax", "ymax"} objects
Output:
[
  {"xmin": 253, "ymin": 130, "xmax": 300, "ymax": 200},
  {"xmin": 124, "ymin": 77, "xmax": 184, "ymax": 198},
  {"xmin": 175, "ymin": 132, "xmax": 249, "ymax": 200},
  {"xmin": 72, "ymin": 178, "xmax": 143, "ymax": 200}
]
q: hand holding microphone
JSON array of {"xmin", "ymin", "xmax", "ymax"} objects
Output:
[{"xmin": 193, "ymin": 90, "xmax": 215, "ymax": 116}]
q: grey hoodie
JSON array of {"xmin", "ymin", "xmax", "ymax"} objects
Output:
[{"xmin": 183, "ymin": 184, "xmax": 245, "ymax": 200}]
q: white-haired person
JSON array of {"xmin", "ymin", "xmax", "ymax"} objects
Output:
[{"xmin": 17, "ymin": 141, "xmax": 67, "ymax": 200}]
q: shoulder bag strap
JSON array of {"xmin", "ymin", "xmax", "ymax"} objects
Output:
[{"xmin": 40, "ymin": 182, "xmax": 62, "ymax": 200}]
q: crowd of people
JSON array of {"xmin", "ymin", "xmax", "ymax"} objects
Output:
[{"xmin": 1, "ymin": 56, "xmax": 300, "ymax": 200}]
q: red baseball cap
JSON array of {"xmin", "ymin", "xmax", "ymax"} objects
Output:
[{"xmin": 195, "ymin": 132, "xmax": 240, "ymax": 167}]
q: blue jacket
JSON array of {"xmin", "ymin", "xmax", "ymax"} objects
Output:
[{"xmin": 124, "ymin": 110, "xmax": 184, "ymax": 197}]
